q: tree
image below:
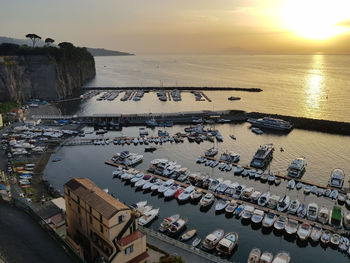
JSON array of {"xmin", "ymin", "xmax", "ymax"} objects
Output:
[
  {"xmin": 58, "ymin": 42, "xmax": 74, "ymax": 49},
  {"xmin": 25, "ymin": 33, "xmax": 41, "ymax": 48},
  {"xmin": 45, "ymin": 38, "xmax": 55, "ymax": 46}
]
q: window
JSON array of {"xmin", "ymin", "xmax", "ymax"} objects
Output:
[
  {"xmin": 89, "ymin": 216, "xmax": 92, "ymax": 224},
  {"xmin": 100, "ymin": 224, "xmax": 103, "ymax": 233},
  {"xmin": 68, "ymin": 189, "xmax": 70, "ymax": 196},
  {"xmin": 99, "ymin": 214, "xmax": 103, "ymax": 223},
  {"xmin": 124, "ymin": 245, "xmax": 134, "ymax": 255},
  {"xmin": 78, "ymin": 206, "xmax": 81, "ymax": 214},
  {"xmin": 77, "ymin": 197, "xmax": 80, "ymax": 205},
  {"xmin": 118, "ymin": 215, "xmax": 124, "ymax": 224},
  {"xmin": 89, "ymin": 206, "xmax": 92, "ymax": 214},
  {"xmin": 79, "ymin": 218, "xmax": 82, "ymax": 227},
  {"xmin": 130, "ymin": 221, "xmax": 136, "ymax": 233}
]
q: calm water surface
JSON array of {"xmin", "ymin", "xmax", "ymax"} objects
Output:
[{"xmin": 44, "ymin": 124, "xmax": 350, "ymax": 263}]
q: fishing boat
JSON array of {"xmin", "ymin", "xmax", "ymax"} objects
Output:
[
  {"xmin": 241, "ymin": 205, "xmax": 255, "ymax": 220},
  {"xmin": 192, "ymin": 237, "xmax": 201, "ymax": 247},
  {"xmin": 200, "ymin": 193, "xmax": 215, "ymax": 208},
  {"xmin": 317, "ymin": 207, "xmax": 329, "ymax": 224},
  {"xmin": 159, "ymin": 214, "xmax": 181, "ymax": 232},
  {"xmin": 287, "ymin": 157, "xmax": 307, "ymax": 178},
  {"xmin": 247, "ymin": 248, "xmax": 261, "ymax": 263},
  {"xmin": 216, "ymin": 232, "xmax": 238, "ymax": 256},
  {"xmin": 297, "ymin": 223, "xmax": 311, "ymax": 240},
  {"xmin": 277, "ymin": 195, "xmax": 291, "ymax": 212},
  {"xmin": 190, "ymin": 190, "xmax": 203, "ymax": 201},
  {"xmin": 272, "ymin": 252, "xmax": 291, "ymax": 263},
  {"xmin": 181, "ymin": 229, "xmax": 197, "ymax": 241},
  {"xmin": 328, "ymin": 168, "xmax": 345, "ymax": 189},
  {"xmin": 274, "ymin": 216, "xmax": 287, "ymax": 231},
  {"xmin": 258, "ymin": 192, "xmax": 270, "ymax": 207},
  {"xmin": 178, "ymin": 185, "xmax": 195, "ymax": 202},
  {"xmin": 287, "ymin": 200, "xmax": 300, "ymax": 214},
  {"xmin": 251, "ymin": 209, "xmax": 265, "ymax": 224},
  {"xmin": 310, "ymin": 225, "xmax": 323, "ymax": 242},
  {"xmin": 167, "ymin": 218, "xmax": 188, "ymax": 236},
  {"xmin": 250, "ymin": 144, "xmax": 274, "ymax": 168},
  {"xmin": 285, "ymin": 218, "xmax": 298, "ymax": 235},
  {"xmin": 201, "ymin": 229, "xmax": 225, "ymax": 251},
  {"xmin": 138, "ymin": 208, "xmax": 159, "ymax": 226},
  {"xmin": 260, "ymin": 251, "xmax": 274, "ymax": 263},
  {"xmin": 262, "ymin": 212, "xmax": 277, "ymax": 228},
  {"xmin": 215, "ymin": 199, "xmax": 230, "ymax": 212},
  {"xmin": 320, "ymin": 230, "xmax": 331, "ymax": 244},
  {"xmin": 234, "ymin": 204, "xmax": 245, "ymax": 218},
  {"xmin": 225, "ymin": 200, "xmax": 238, "ymax": 214},
  {"xmin": 307, "ymin": 203, "xmax": 319, "ymax": 221}
]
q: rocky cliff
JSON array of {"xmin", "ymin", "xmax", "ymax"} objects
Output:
[{"xmin": 0, "ymin": 44, "xmax": 95, "ymax": 103}]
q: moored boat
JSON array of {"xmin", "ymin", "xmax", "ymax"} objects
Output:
[
  {"xmin": 272, "ymin": 252, "xmax": 291, "ymax": 263},
  {"xmin": 247, "ymin": 248, "xmax": 261, "ymax": 263},
  {"xmin": 167, "ymin": 217, "xmax": 188, "ymax": 236},
  {"xmin": 159, "ymin": 214, "xmax": 180, "ymax": 232},
  {"xmin": 307, "ymin": 203, "xmax": 318, "ymax": 221},
  {"xmin": 262, "ymin": 212, "xmax": 277, "ymax": 228},
  {"xmin": 192, "ymin": 237, "xmax": 201, "ymax": 247},
  {"xmin": 200, "ymin": 193, "xmax": 215, "ymax": 208},
  {"xmin": 320, "ymin": 230, "xmax": 331, "ymax": 244},
  {"xmin": 216, "ymin": 232, "xmax": 238, "ymax": 256},
  {"xmin": 297, "ymin": 223, "xmax": 311, "ymax": 240},
  {"xmin": 251, "ymin": 209, "xmax": 264, "ymax": 224},
  {"xmin": 181, "ymin": 229, "xmax": 197, "ymax": 241},
  {"xmin": 201, "ymin": 229, "xmax": 225, "ymax": 251},
  {"xmin": 284, "ymin": 218, "xmax": 298, "ymax": 235},
  {"xmin": 138, "ymin": 208, "xmax": 159, "ymax": 226},
  {"xmin": 310, "ymin": 225, "xmax": 323, "ymax": 242},
  {"xmin": 274, "ymin": 216, "xmax": 287, "ymax": 231}
]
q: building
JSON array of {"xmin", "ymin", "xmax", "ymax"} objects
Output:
[{"xmin": 64, "ymin": 178, "xmax": 148, "ymax": 263}]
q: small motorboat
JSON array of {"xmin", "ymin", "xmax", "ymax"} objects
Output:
[
  {"xmin": 138, "ymin": 208, "xmax": 159, "ymax": 226},
  {"xmin": 251, "ymin": 209, "xmax": 265, "ymax": 224},
  {"xmin": 288, "ymin": 199, "xmax": 300, "ymax": 214},
  {"xmin": 330, "ymin": 233, "xmax": 341, "ymax": 246},
  {"xmin": 234, "ymin": 165, "xmax": 244, "ymax": 175},
  {"xmin": 192, "ymin": 237, "xmax": 201, "ymax": 247},
  {"xmin": 317, "ymin": 207, "xmax": 329, "ymax": 224},
  {"xmin": 205, "ymin": 147, "xmax": 218, "ymax": 157},
  {"xmin": 232, "ymin": 184, "xmax": 246, "ymax": 199},
  {"xmin": 181, "ymin": 229, "xmax": 197, "ymax": 241},
  {"xmin": 262, "ymin": 212, "xmax": 277, "ymax": 228},
  {"xmin": 320, "ymin": 230, "xmax": 331, "ymax": 244},
  {"xmin": 310, "ymin": 225, "xmax": 323, "ymax": 242},
  {"xmin": 260, "ymin": 173, "xmax": 269, "ymax": 183},
  {"xmin": 190, "ymin": 189, "xmax": 202, "ymax": 201},
  {"xmin": 159, "ymin": 214, "xmax": 180, "ymax": 232},
  {"xmin": 267, "ymin": 195, "xmax": 280, "ymax": 209},
  {"xmin": 277, "ymin": 195, "xmax": 290, "ymax": 212},
  {"xmin": 167, "ymin": 217, "xmax": 188, "ymax": 236},
  {"xmin": 158, "ymin": 179, "xmax": 174, "ymax": 194},
  {"xmin": 304, "ymin": 185, "xmax": 312, "ymax": 194},
  {"xmin": 201, "ymin": 229, "xmax": 225, "ymax": 251},
  {"xmin": 216, "ymin": 232, "xmax": 238, "ymax": 256},
  {"xmin": 297, "ymin": 204, "xmax": 307, "ymax": 218},
  {"xmin": 284, "ymin": 218, "xmax": 298, "ymax": 235},
  {"xmin": 234, "ymin": 204, "xmax": 245, "ymax": 218},
  {"xmin": 200, "ymin": 193, "xmax": 215, "ymax": 208},
  {"xmin": 260, "ymin": 251, "xmax": 274, "ymax": 263},
  {"xmin": 338, "ymin": 193, "xmax": 346, "ymax": 204},
  {"xmin": 296, "ymin": 182, "xmax": 303, "ymax": 190},
  {"xmin": 258, "ymin": 192, "xmax": 270, "ymax": 207},
  {"xmin": 247, "ymin": 248, "xmax": 261, "ymax": 263},
  {"xmin": 251, "ymin": 191, "xmax": 261, "ymax": 203},
  {"xmin": 229, "ymin": 134, "xmax": 237, "ymax": 140},
  {"xmin": 297, "ymin": 223, "xmax": 311, "ymax": 240},
  {"xmin": 252, "ymin": 127, "xmax": 263, "ymax": 135},
  {"xmin": 130, "ymin": 200, "xmax": 147, "ymax": 210},
  {"xmin": 307, "ymin": 203, "xmax": 319, "ymax": 221},
  {"xmin": 268, "ymin": 174, "xmax": 275, "ymax": 184},
  {"xmin": 164, "ymin": 184, "xmax": 179, "ymax": 199},
  {"xmin": 286, "ymin": 179, "xmax": 295, "ymax": 190},
  {"xmin": 215, "ymin": 199, "xmax": 230, "ymax": 212},
  {"xmin": 242, "ymin": 187, "xmax": 254, "ymax": 201},
  {"xmin": 174, "ymin": 187, "xmax": 185, "ymax": 199},
  {"xmin": 330, "ymin": 189, "xmax": 339, "ymax": 200},
  {"xmin": 272, "ymin": 252, "xmax": 291, "ymax": 263},
  {"xmin": 274, "ymin": 216, "xmax": 287, "ymax": 231},
  {"xmin": 274, "ymin": 178, "xmax": 281, "ymax": 186},
  {"xmin": 225, "ymin": 200, "xmax": 238, "ymax": 214},
  {"xmin": 151, "ymin": 179, "xmax": 164, "ymax": 191},
  {"xmin": 241, "ymin": 205, "xmax": 255, "ymax": 220}
]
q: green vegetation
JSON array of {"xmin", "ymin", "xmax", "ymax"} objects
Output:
[
  {"xmin": 159, "ymin": 255, "xmax": 185, "ymax": 263},
  {"xmin": 0, "ymin": 101, "xmax": 19, "ymax": 114},
  {"xmin": 25, "ymin": 33, "xmax": 42, "ymax": 48}
]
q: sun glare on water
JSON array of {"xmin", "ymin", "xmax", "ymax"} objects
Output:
[{"xmin": 282, "ymin": 0, "xmax": 350, "ymax": 40}]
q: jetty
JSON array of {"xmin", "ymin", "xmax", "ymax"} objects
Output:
[{"xmin": 82, "ymin": 86, "xmax": 263, "ymax": 92}]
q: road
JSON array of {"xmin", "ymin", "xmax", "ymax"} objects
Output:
[{"xmin": 0, "ymin": 202, "xmax": 74, "ymax": 263}]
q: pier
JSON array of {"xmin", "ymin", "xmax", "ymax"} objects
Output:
[
  {"xmin": 82, "ymin": 86, "xmax": 263, "ymax": 92},
  {"xmin": 105, "ymin": 161, "xmax": 348, "ymax": 235}
]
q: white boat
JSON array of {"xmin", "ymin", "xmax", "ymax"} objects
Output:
[
  {"xmin": 320, "ymin": 230, "xmax": 331, "ymax": 244},
  {"xmin": 251, "ymin": 127, "xmax": 264, "ymax": 134},
  {"xmin": 242, "ymin": 187, "xmax": 254, "ymax": 201},
  {"xmin": 286, "ymin": 179, "xmax": 295, "ymax": 190},
  {"xmin": 274, "ymin": 216, "xmax": 287, "ymax": 231},
  {"xmin": 167, "ymin": 218, "xmax": 188, "ymax": 236},
  {"xmin": 272, "ymin": 252, "xmax": 291, "ymax": 263},
  {"xmin": 216, "ymin": 232, "xmax": 238, "ymax": 256},
  {"xmin": 142, "ymin": 179, "xmax": 156, "ymax": 190},
  {"xmin": 138, "ymin": 208, "xmax": 159, "ymax": 226},
  {"xmin": 225, "ymin": 200, "xmax": 238, "ymax": 214},
  {"xmin": 181, "ymin": 229, "xmax": 197, "ymax": 241},
  {"xmin": 277, "ymin": 195, "xmax": 290, "ymax": 212},
  {"xmin": 130, "ymin": 200, "xmax": 147, "ymax": 210},
  {"xmin": 258, "ymin": 192, "xmax": 270, "ymax": 207},
  {"xmin": 330, "ymin": 233, "xmax": 341, "ymax": 246},
  {"xmin": 241, "ymin": 205, "xmax": 255, "ymax": 220},
  {"xmin": 215, "ymin": 199, "xmax": 230, "ymax": 212},
  {"xmin": 250, "ymin": 191, "xmax": 261, "ymax": 203},
  {"xmin": 234, "ymin": 204, "xmax": 245, "ymax": 218},
  {"xmin": 192, "ymin": 237, "xmax": 201, "ymax": 247},
  {"xmin": 248, "ymin": 117, "xmax": 293, "ymax": 131},
  {"xmin": 287, "ymin": 200, "xmax": 300, "ymax": 214},
  {"xmin": 130, "ymin": 173, "xmax": 144, "ymax": 183},
  {"xmin": 328, "ymin": 168, "xmax": 345, "ymax": 189},
  {"xmin": 297, "ymin": 223, "xmax": 311, "ymax": 240},
  {"xmin": 285, "ymin": 218, "xmax": 298, "ymax": 235},
  {"xmin": 318, "ymin": 207, "xmax": 329, "ymax": 224},
  {"xmin": 250, "ymin": 144, "xmax": 274, "ymax": 168},
  {"xmin": 260, "ymin": 251, "xmax": 274, "ymax": 263},
  {"xmin": 307, "ymin": 203, "xmax": 319, "ymax": 221},
  {"xmin": 232, "ymin": 185, "xmax": 246, "ymax": 199},
  {"xmin": 135, "ymin": 175, "xmax": 152, "ymax": 188},
  {"xmin": 287, "ymin": 157, "xmax": 307, "ymax": 178},
  {"xmin": 159, "ymin": 214, "xmax": 180, "ymax": 232},
  {"xmin": 125, "ymin": 154, "xmax": 144, "ymax": 166},
  {"xmin": 216, "ymin": 132, "xmax": 223, "ymax": 141},
  {"xmin": 201, "ymin": 229, "xmax": 225, "ymax": 251},
  {"xmin": 296, "ymin": 182, "xmax": 303, "ymax": 190},
  {"xmin": 251, "ymin": 209, "xmax": 264, "ymax": 224},
  {"xmin": 151, "ymin": 179, "xmax": 164, "ymax": 191},
  {"xmin": 247, "ymin": 248, "xmax": 261, "ymax": 263},
  {"xmin": 343, "ymin": 213, "xmax": 350, "ymax": 230},
  {"xmin": 158, "ymin": 179, "xmax": 174, "ymax": 193},
  {"xmin": 310, "ymin": 225, "xmax": 323, "ymax": 242},
  {"xmin": 262, "ymin": 212, "xmax": 277, "ymax": 228},
  {"xmin": 200, "ymin": 193, "xmax": 215, "ymax": 208},
  {"xmin": 178, "ymin": 185, "xmax": 195, "ymax": 202},
  {"xmin": 330, "ymin": 189, "xmax": 339, "ymax": 200},
  {"xmin": 234, "ymin": 165, "xmax": 244, "ymax": 175},
  {"xmin": 164, "ymin": 185, "xmax": 179, "ymax": 198},
  {"xmin": 297, "ymin": 204, "xmax": 306, "ymax": 218}
]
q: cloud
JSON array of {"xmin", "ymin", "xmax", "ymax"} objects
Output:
[{"xmin": 337, "ymin": 20, "xmax": 350, "ymax": 27}]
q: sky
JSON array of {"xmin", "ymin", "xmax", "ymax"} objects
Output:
[{"xmin": 1, "ymin": 0, "xmax": 350, "ymax": 54}]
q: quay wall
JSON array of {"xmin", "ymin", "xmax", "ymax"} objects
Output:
[{"xmin": 82, "ymin": 86, "xmax": 263, "ymax": 92}]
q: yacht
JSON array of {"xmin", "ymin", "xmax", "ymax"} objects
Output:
[
  {"xmin": 125, "ymin": 153, "xmax": 144, "ymax": 166},
  {"xmin": 200, "ymin": 193, "xmax": 215, "ymax": 208},
  {"xmin": 247, "ymin": 117, "xmax": 293, "ymax": 131},
  {"xmin": 328, "ymin": 168, "xmax": 345, "ymax": 189},
  {"xmin": 287, "ymin": 157, "xmax": 307, "ymax": 178},
  {"xmin": 297, "ymin": 223, "xmax": 311, "ymax": 240},
  {"xmin": 159, "ymin": 214, "xmax": 180, "ymax": 233},
  {"xmin": 250, "ymin": 144, "xmax": 274, "ymax": 168},
  {"xmin": 216, "ymin": 232, "xmax": 238, "ymax": 256},
  {"xmin": 307, "ymin": 203, "xmax": 319, "ymax": 221},
  {"xmin": 201, "ymin": 229, "xmax": 225, "ymax": 251}
]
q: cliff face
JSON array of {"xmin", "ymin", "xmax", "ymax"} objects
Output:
[{"xmin": 0, "ymin": 50, "xmax": 95, "ymax": 103}]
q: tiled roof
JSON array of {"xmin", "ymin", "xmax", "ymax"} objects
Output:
[
  {"xmin": 126, "ymin": 251, "xmax": 149, "ymax": 263},
  {"xmin": 65, "ymin": 178, "xmax": 129, "ymax": 219},
  {"xmin": 118, "ymin": 230, "xmax": 144, "ymax": 247}
]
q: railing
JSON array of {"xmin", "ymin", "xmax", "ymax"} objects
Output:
[{"xmin": 139, "ymin": 226, "xmax": 232, "ymax": 263}]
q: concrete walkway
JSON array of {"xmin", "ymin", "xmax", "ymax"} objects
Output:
[{"xmin": 0, "ymin": 202, "xmax": 74, "ymax": 263}]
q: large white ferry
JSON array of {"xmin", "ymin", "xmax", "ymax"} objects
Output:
[{"xmin": 247, "ymin": 117, "xmax": 293, "ymax": 131}]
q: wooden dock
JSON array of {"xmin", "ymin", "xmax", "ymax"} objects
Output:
[{"xmin": 105, "ymin": 161, "xmax": 347, "ymax": 235}]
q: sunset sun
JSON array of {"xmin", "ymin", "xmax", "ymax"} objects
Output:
[{"xmin": 282, "ymin": 0, "xmax": 350, "ymax": 40}]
